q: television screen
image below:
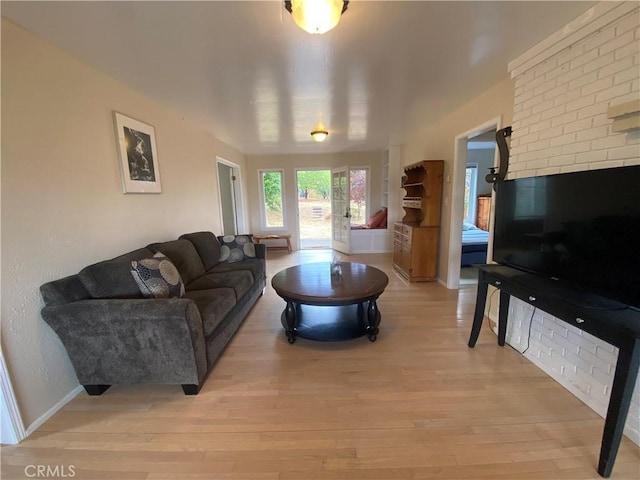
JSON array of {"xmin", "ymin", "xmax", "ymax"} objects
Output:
[{"xmin": 493, "ymin": 165, "xmax": 640, "ymax": 309}]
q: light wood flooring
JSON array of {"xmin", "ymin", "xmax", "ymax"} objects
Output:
[{"xmin": 2, "ymin": 251, "xmax": 639, "ymax": 479}]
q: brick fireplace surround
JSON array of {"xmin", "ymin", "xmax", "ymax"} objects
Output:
[{"xmin": 501, "ymin": 2, "xmax": 640, "ymax": 445}]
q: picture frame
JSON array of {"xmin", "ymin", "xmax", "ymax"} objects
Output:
[{"xmin": 113, "ymin": 111, "xmax": 162, "ymax": 193}]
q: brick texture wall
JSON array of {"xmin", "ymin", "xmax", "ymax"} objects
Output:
[{"xmin": 506, "ymin": 3, "xmax": 640, "ymax": 445}]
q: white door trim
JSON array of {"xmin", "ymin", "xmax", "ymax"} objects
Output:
[
  {"xmin": 1, "ymin": 349, "xmax": 26, "ymax": 444},
  {"xmin": 216, "ymin": 157, "xmax": 246, "ymax": 234}
]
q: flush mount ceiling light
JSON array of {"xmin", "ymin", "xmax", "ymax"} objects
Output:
[
  {"xmin": 285, "ymin": 0, "xmax": 349, "ymax": 35},
  {"xmin": 310, "ymin": 130, "xmax": 329, "ymax": 142}
]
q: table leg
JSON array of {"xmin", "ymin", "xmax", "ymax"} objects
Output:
[
  {"xmin": 468, "ymin": 272, "xmax": 488, "ymax": 348},
  {"xmin": 597, "ymin": 337, "xmax": 640, "ymax": 478},
  {"xmin": 498, "ymin": 290, "xmax": 510, "ymax": 347},
  {"xmin": 366, "ymin": 298, "xmax": 381, "ymax": 342},
  {"xmin": 283, "ymin": 300, "xmax": 297, "ymax": 344}
]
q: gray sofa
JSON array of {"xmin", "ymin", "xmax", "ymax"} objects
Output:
[{"xmin": 40, "ymin": 231, "xmax": 266, "ymax": 395}]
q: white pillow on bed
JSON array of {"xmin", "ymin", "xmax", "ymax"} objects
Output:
[{"xmin": 462, "ymin": 222, "xmax": 480, "ymax": 231}]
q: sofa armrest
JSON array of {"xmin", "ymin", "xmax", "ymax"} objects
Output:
[
  {"xmin": 255, "ymin": 243, "xmax": 266, "ymax": 259},
  {"xmin": 41, "ymin": 298, "xmax": 207, "ymax": 387}
]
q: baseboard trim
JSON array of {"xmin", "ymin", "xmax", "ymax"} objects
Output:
[
  {"xmin": 24, "ymin": 385, "xmax": 83, "ymax": 438},
  {"xmin": 350, "ymin": 249, "xmax": 392, "ymax": 254}
]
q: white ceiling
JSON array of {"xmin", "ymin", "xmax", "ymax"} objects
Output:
[{"xmin": 2, "ymin": 1, "xmax": 596, "ymax": 155}]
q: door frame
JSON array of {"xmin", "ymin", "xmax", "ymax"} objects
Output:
[
  {"xmin": 216, "ymin": 157, "xmax": 245, "ymax": 234},
  {"xmin": 294, "ymin": 167, "xmax": 332, "ymax": 250},
  {"xmin": 446, "ymin": 117, "xmax": 501, "ymax": 289},
  {"xmin": 1, "ymin": 350, "xmax": 25, "ymax": 444}
]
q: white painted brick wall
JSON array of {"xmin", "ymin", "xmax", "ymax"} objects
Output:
[{"xmin": 507, "ymin": 5, "xmax": 640, "ymax": 446}]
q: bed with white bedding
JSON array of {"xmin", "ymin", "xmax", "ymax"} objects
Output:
[{"xmin": 461, "ymin": 222, "xmax": 489, "ymax": 266}]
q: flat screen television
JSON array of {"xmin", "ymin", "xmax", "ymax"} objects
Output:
[{"xmin": 493, "ymin": 165, "xmax": 640, "ymax": 310}]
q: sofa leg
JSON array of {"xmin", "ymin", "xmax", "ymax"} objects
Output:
[
  {"xmin": 181, "ymin": 384, "xmax": 200, "ymax": 395},
  {"xmin": 83, "ymin": 384, "xmax": 111, "ymax": 395}
]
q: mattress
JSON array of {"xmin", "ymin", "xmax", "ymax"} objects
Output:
[{"xmin": 462, "ymin": 227, "xmax": 489, "ymax": 245}]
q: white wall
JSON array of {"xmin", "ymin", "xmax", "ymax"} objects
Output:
[
  {"xmin": 1, "ymin": 19, "xmax": 246, "ymax": 431},
  {"xmin": 246, "ymin": 151, "xmax": 385, "ymax": 250},
  {"xmin": 506, "ymin": 2, "xmax": 640, "ymax": 444}
]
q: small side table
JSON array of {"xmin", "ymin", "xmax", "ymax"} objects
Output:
[{"xmin": 253, "ymin": 234, "xmax": 292, "ymax": 253}]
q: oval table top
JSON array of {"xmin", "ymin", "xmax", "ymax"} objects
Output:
[{"xmin": 271, "ymin": 262, "xmax": 389, "ymax": 305}]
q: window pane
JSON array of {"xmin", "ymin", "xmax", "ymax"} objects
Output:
[
  {"xmin": 349, "ymin": 169, "xmax": 367, "ymax": 226},
  {"xmin": 261, "ymin": 171, "xmax": 284, "ymax": 228},
  {"xmin": 464, "ymin": 166, "xmax": 478, "ymax": 224}
]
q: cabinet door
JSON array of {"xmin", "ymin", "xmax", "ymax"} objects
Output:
[
  {"xmin": 400, "ymin": 243, "xmax": 412, "ymax": 273},
  {"xmin": 409, "ymin": 227, "xmax": 439, "ymax": 280},
  {"xmin": 393, "ymin": 239, "xmax": 402, "ymax": 266},
  {"xmin": 399, "ymin": 226, "xmax": 412, "ymax": 274},
  {"xmin": 392, "ymin": 223, "xmax": 403, "ymax": 268}
]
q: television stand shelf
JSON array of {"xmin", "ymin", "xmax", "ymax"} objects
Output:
[{"xmin": 468, "ymin": 264, "xmax": 640, "ymax": 478}]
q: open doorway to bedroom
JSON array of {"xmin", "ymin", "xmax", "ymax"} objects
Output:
[
  {"xmin": 460, "ymin": 131, "xmax": 496, "ymax": 285},
  {"xmin": 448, "ymin": 118, "xmax": 500, "ymax": 289}
]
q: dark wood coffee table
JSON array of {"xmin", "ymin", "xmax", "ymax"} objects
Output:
[{"xmin": 271, "ymin": 262, "xmax": 389, "ymax": 343}]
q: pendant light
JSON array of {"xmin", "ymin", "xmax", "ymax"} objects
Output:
[
  {"xmin": 310, "ymin": 130, "xmax": 329, "ymax": 142},
  {"xmin": 285, "ymin": 0, "xmax": 349, "ymax": 35}
]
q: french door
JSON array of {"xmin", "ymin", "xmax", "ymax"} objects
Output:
[{"xmin": 331, "ymin": 167, "xmax": 350, "ymax": 254}]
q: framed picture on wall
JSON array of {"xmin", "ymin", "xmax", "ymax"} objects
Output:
[{"xmin": 113, "ymin": 111, "xmax": 162, "ymax": 193}]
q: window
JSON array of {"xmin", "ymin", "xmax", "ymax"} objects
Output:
[
  {"xmin": 349, "ymin": 168, "xmax": 369, "ymax": 226},
  {"xmin": 464, "ymin": 164, "xmax": 478, "ymax": 224},
  {"xmin": 258, "ymin": 169, "xmax": 285, "ymax": 230}
]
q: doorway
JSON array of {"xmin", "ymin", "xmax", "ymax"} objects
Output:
[
  {"xmin": 448, "ymin": 118, "xmax": 501, "ymax": 289},
  {"xmin": 216, "ymin": 158, "xmax": 244, "ymax": 236},
  {"xmin": 296, "ymin": 169, "xmax": 331, "ymax": 249}
]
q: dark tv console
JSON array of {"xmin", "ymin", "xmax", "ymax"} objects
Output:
[{"xmin": 468, "ymin": 264, "xmax": 640, "ymax": 478}]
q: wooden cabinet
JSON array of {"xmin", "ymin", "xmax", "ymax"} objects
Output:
[
  {"xmin": 393, "ymin": 223, "xmax": 439, "ymax": 281},
  {"xmin": 476, "ymin": 195, "xmax": 491, "ymax": 231},
  {"xmin": 393, "ymin": 160, "xmax": 444, "ymax": 282}
]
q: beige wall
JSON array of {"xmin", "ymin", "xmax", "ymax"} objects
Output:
[
  {"xmin": 246, "ymin": 151, "xmax": 384, "ymax": 249},
  {"xmin": 1, "ymin": 19, "xmax": 246, "ymax": 429},
  {"xmin": 402, "ymin": 76, "xmax": 516, "ymax": 285}
]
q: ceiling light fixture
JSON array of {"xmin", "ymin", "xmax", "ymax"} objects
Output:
[
  {"xmin": 310, "ymin": 130, "xmax": 329, "ymax": 142},
  {"xmin": 284, "ymin": 0, "xmax": 349, "ymax": 35}
]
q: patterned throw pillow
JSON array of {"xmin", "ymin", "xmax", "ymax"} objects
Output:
[
  {"xmin": 131, "ymin": 252, "xmax": 185, "ymax": 298},
  {"xmin": 218, "ymin": 235, "xmax": 256, "ymax": 263}
]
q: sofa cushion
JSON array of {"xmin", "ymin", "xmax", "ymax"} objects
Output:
[
  {"xmin": 183, "ymin": 288, "xmax": 236, "ymax": 337},
  {"xmin": 187, "ymin": 270, "xmax": 253, "ymax": 301},
  {"xmin": 217, "ymin": 235, "xmax": 255, "ymax": 263},
  {"xmin": 208, "ymin": 258, "xmax": 265, "ymax": 284},
  {"xmin": 147, "ymin": 239, "xmax": 206, "ymax": 286},
  {"xmin": 366, "ymin": 208, "xmax": 387, "ymax": 229},
  {"xmin": 40, "ymin": 274, "xmax": 90, "ymax": 307},
  {"xmin": 79, "ymin": 248, "xmax": 155, "ymax": 299},
  {"xmin": 179, "ymin": 232, "xmax": 221, "ymax": 271},
  {"xmin": 131, "ymin": 252, "xmax": 185, "ymax": 299}
]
